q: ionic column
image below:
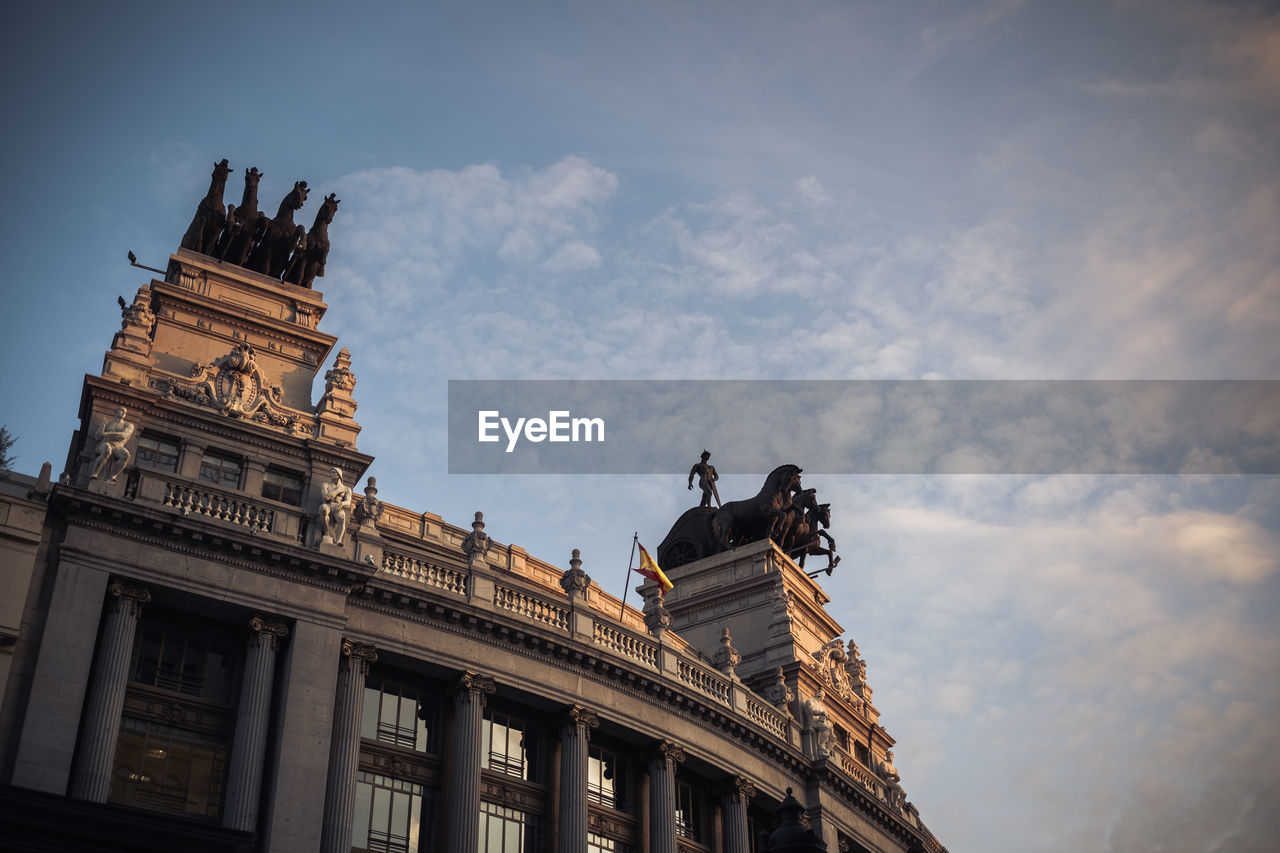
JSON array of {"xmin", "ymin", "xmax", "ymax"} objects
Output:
[
  {"xmin": 223, "ymin": 615, "xmax": 289, "ymax": 831},
  {"xmin": 69, "ymin": 581, "xmax": 150, "ymax": 802},
  {"xmin": 319, "ymin": 639, "xmax": 378, "ymax": 853},
  {"xmin": 558, "ymin": 705, "xmax": 600, "ymax": 853},
  {"xmin": 647, "ymin": 740, "xmax": 685, "ymax": 853},
  {"xmin": 443, "ymin": 671, "xmax": 495, "ymax": 851},
  {"xmin": 721, "ymin": 775, "xmax": 756, "ymax": 853}
]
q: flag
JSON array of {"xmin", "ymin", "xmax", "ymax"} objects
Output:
[{"xmin": 636, "ymin": 543, "xmax": 674, "ymax": 596}]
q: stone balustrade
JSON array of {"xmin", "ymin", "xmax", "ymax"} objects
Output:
[
  {"xmin": 161, "ymin": 480, "xmax": 275, "ymax": 533},
  {"xmin": 381, "ymin": 551, "xmax": 468, "ymax": 595}
]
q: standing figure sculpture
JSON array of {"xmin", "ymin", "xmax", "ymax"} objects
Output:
[
  {"xmin": 687, "ymin": 450, "xmax": 721, "ymax": 508},
  {"xmin": 90, "ymin": 406, "xmax": 135, "ymax": 483},
  {"xmin": 247, "ymin": 180, "xmax": 309, "ymax": 279},
  {"xmin": 877, "ymin": 749, "xmax": 906, "ymax": 811},
  {"xmin": 283, "ymin": 193, "xmax": 339, "ymax": 289},
  {"xmin": 180, "ymin": 159, "xmax": 232, "ymax": 255},
  {"xmin": 215, "ymin": 166, "xmax": 265, "ymax": 267},
  {"xmin": 320, "ymin": 467, "xmax": 353, "ymax": 546}
]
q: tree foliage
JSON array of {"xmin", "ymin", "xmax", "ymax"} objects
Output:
[{"xmin": 0, "ymin": 424, "xmax": 16, "ymax": 469}]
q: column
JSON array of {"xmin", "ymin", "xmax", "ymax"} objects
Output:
[
  {"xmin": 558, "ymin": 705, "xmax": 599, "ymax": 853},
  {"xmin": 223, "ymin": 615, "xmax": 289, "ymax": 831},
  {"xmin": 721, "ymin": 775, "xmax": 756, "ymax": 853},
  {"xmin": 69, "ymin": 581, "xmax": 150, "ymax": 802},
  {"xmin": 319, "ymin": 639, "xmax": 378, "ymax": 853},
  {"xmin": 443, "ymin": 670, "xmax": 495, "ymax": 851},
  {"xmin": 647, "ymin": 740, "xmax": 685, "ymax": 853}
]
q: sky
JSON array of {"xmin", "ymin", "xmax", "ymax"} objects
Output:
[{"xmin": 1, "ymin": 1, "xmax": 1278, "ymax": 850}]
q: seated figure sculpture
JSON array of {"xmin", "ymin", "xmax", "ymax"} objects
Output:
[
  {"xmin": 877, "ymin": 748, "xmax": 906, "ymax": 811},
  {"xmin": 320, "ymin": 467, "xmax": 353, "ymax": 546},
  {"xmin": 804, "ymin": 688, "xmax": 837, "ymax": 759},
  {"xmin": 90, "ymin": 406, "xmax": 135, "ymax": 483}
]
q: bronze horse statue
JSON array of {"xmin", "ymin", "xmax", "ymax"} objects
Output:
[
  {"xmin": 711, "ymin": 464, "xmax": 803, "ymax": 551},
  {"xmin": 788, "ymin": 501, "xmax": 839, "ymax": 573},
  {"xmin": 247, "ymin": 180, "xmax": 309, "ymax": 278},
  {"xmin": 215, "ymin": 166, "xmax": 264, "ymax": 267},
  {"xmin": 180, "ymin": 159, "xmax": 231, "ymax": 255},
  {"xmin": 283, "ymin": 192, "xmax": 339, "ymax": 288}
]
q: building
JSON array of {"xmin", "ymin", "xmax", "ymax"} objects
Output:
[{"xmin": 0, "ymin": 178, "xmax": 948, "ymax": 853}]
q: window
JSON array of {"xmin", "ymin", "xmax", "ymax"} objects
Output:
[
  {"xmin": 587, "ymin": 745, "xmax": 627, "ymax": 811},
  {"xmin": 352, "ymin": 771, "xmax": 423, "ymax": 853},
  {"xmin": 261, "ymin": 467, "xmax": 303, "ymax": 505},
  {"xmin": 361, "ymin": 678, "xmax": 437, "ymax": 754},
  {"xmin": 198, "ymin": 449, "xmax": 242, "ymax": 489},
  {"xmin": 481, "ymin": 711, "xmax": 528, "ymax": 780},
  {"xmin": 833, "ymin": 723, "xmax": 849, "ymax": 751},
  {"xmin": 675, "ymin": 780, "xmax": 703, "ymax": 842},
  {"xmin": 853, "ymin": 741, "xmax": 870, "ymax": 766},
  {"xmin": 136, "ymin": 434, "xmax": 179, "ymax": 473},
  {"xmin": 109, "ymin": 607, "xmax": 240, "ymax": 820},
  {"xmin": 588, "ymin": 833, "xmax": 630, "ymax": 853},
  {"xmin": 479, "ymin": 802, "xmax": 541, "ymax": 853}
]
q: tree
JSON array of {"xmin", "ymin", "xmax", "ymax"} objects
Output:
[{"xmin": 0, "ymin": 425, "xmax": 16, "ymax": 469}]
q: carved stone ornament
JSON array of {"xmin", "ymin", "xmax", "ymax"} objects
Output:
[
  {"xmin": 340, "ymin": 638, "xmax": 378, "ymax": 672},
  {"xmin": 319, "ymin": 467, "xmax": 354, "ymax": 546},
  {"xmin": 454, "ymin": 670, "xmax": 497, "ymax": 700},
  {"xmin": 112, "ymin": 286, "xmax": 156, "ymax": 357},
  {"xmin": 804, "ymin": 688, "xmax": 836, "ymax": 760},
  {"xmin": 655, "ymin": 740, "xmax": 686, "ymax": 766},
  {"xmin": 151, "ymin": 342, "xmax": 314, "ymax": 436},
  {"xmin": 564, "ymin": 704, "xmax": 600, "ymax": 738},
  {"xmin": 559, "ymin": 549, "xmax": 591, "ymax": 602},
  {"xmin": 248, "ymin": 614, "xmax": 290, "ymax": 648},
  {"xmin": 317, "ymin": 347, "xmax": 358, "ymax": 420},
  {"xmin": 352, "ymin": 477, "xmax": 383, "ymax": 528},
  {"xmin": 643, "ymin": 593, "xmax": 671, "ymax": 636},
  {"xmin": 461, "ymin": 511, "xmax": 491, "ymax": 558},
  {"xmin": 90, "ymin": 406, "xmax": 136, "ymax": 483},
  {"xmin": 108, "ymin": 580, "xmax": 151, "ymax": 613},
  {"xmin": 712, "ymin": 626, "xmax": 741, "ymax": 676},
  {"xmin": 762, "ymin": 666, "xmax": 795, "ymax": 710},
  {"xmin": 728, "ymin": 775, "xmax": 757, "ymax": 802},
  {"xmin": 876, "ymin": 749, "xmax": 906, "ymax": 811},
  {"xmin": 813, "ymin": 637, "xmax": 854, "ymax": 701}
]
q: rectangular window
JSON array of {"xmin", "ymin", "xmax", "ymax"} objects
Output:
[
  {"xmin": 111, "ymin": 717, "xmax": 227, "ymax": 818},
  {"xmin": 587, "ymin": 745, "xmax": 626, "ymax": 811},
  {"xmin": 352, "ymin": 771, "xmax": 423, "ymax": 853},
  {"xmin": 481, "ymin": 712, "xmax": 528, "ymax": 780},
  {"xmin": 136, "ymin": 434, "xmax": 180, "ymax": 473},
  {"xmin": 261, "ymin": 467, "xmax": 303, "ymax": 505},
  {"xmin": 675, "ymin": 780, "xmax": 702, "ymax": 841},
  {"xmin": 361, "ymin": 678, "xmax": 435, "ymax": 754},
  {"xmin": 588, "ymin": 833, "xmax": 630, "ymax": 853},
  {"xmin": 131, "ymin": 610, "xmax": 238, "ymax": 703},
  {"xmin": 479, "ymin": 802, "xmax": 541, "ymax": 853},
  {"xmin": 198, "ymin": 449, "xmax": 242, "ymax": 489},
  {"xmin": 853, "ymin": 742, "xmax": 870, "ymax": 765},
  {"xmin": 833, "ymin": 723, "xmax": 849, "ymax": 751}
]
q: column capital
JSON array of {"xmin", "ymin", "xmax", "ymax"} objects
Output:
[
  {"xmin": 248, "ymin": 614, "xmax": 291, "ymax": 648},
  {"xmin": 562, "ymin": 704, "xmax": 600, "ymax": 738},
  {"xmin": 721, "ymin": 774, "xmax": 757, "ymax": 802},
  {"xmin": 451, "ymin": 670, "xmax": 496, "ymax": 700},
  {"xmin": 339, "ymin": 639, "xmax": 378, "ymax": 672},
  {"xmin": 653, "ymin": 739, "xmax": 686, "ymax": 767},
  {"xmin": 108, "ymin": 580, "xmax": 151, "ymax": 610}
]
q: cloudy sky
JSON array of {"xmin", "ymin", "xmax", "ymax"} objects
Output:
[{"xmin": 2, "ymin": 1, "xmax": 1278, "ymax": 850}]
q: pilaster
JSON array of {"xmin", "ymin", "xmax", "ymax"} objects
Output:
[
  {"xmin": 319, "ymin": 639, "xmax": 377, "ymax": 853},
  {"xmin": 647, "ymin": 739, "xmax": 685, "ymax": 853},
  {"xmin": 444, "ymin": 670, "xmax": 495, "ymax": 851},
  {"xmin": 558, "ymin": 705, "xmax": 599, "ymax": 853},
  {"xmin": 223, "ymin": 615, "xmax": 289, "ymax": 831}
]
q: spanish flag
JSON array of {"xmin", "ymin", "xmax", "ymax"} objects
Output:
[{"xmin": 636, "ymin": 543, "xmax": 674, "ymax": 596}]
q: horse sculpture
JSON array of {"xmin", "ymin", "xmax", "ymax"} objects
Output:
[
  {"xmin": 180, "ymin": 159, "xmax": 231, "ymax": 255},
  {"xmin": 247, "ymin": 180, "xmax": 309, "ymax": 278},
  {"xmin": 283, "ymin": 193, "xmax": 339, "ymax": 288},
  {"xmin": 711, "ymin": 464, "xmax": 803, "ymax": 552},
  {"xmin": 215, "ymin": 167, "xmax": 264, "ymax": 267},
  {"xmin": 788, "ymin": 501, "xmax": 839, "ymax": 573}
]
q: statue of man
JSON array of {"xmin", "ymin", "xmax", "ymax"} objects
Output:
[
  {"xmin": 804, "ymin": 688, "xmax": 836, "ymax": 759},
  {"xmin": 687, "ymin": 450, "xmax": 721, "ymax": 508},
  {"xmin": 320, "ymin": 467, "xmax": 353, "ymax": 546},
  {"xmin": 90, "ymin": 406, "xmax": 135, "ymax": 482},
  {"xmin": 877, "ymin": 749, "xmax": 905, "ymax": 809}
]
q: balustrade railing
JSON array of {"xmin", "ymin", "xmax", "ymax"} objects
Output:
[
  {"xmin": 162, "ymin": 482, "xmax": 274, "ymax": 533},
  {"xmin": 592, "ymin": 622, "xmax": 658, "ymax": 669},
  {"xmin": 676, "ymin": 659, "xmax": 730, "ymax": 704},
  {"xmin": 494, "ymin": 585, "xmax": 570, "ymax": 631},
  {"xmin": 745, "ymin": 694, "xmax": 789, "ymax": 740},
  {"xmin": 381, "ymin": 552, "xmax": 467, "ymax": 595}
]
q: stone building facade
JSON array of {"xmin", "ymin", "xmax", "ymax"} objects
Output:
[{"xmin": 0, "ymin": 244, "xmax": 948, "ymax": 852}]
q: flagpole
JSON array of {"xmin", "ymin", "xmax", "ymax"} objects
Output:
[{"xmin": 619, "ymin": 532, "xmax": 638, "ymax": 620}]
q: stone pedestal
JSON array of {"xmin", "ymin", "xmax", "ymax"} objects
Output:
[
  {"xmin": 558, "ymin": 705, "xmax": 599, "ymax": 853},
  {"xmin": 69, "ymin": 581, "xmax": 150, "ymax": 802},
  {"xmin": 444, "ymin": 671, "xmax": 495, "ymax": 851},
  {"xmin": 319, "ymin": 639, "xmax": 377, "ymax": 853},
  {"xmin": 647, "ymin": 740, "xmax": 685, "ymax": 853},
  {"xmin": 223, "ymin": 615, "xmax": 289, "ymax": 831}
]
